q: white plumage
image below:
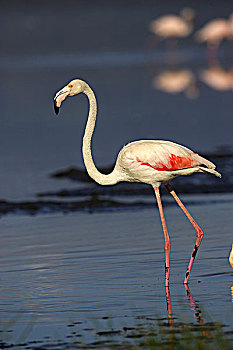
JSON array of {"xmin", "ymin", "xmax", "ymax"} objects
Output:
[{"xmin": 117, "ymin": 140, "xmax": 220, "ymax": 188}]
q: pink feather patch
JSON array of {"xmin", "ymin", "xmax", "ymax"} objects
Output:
[{"xmin": 137, "ymin": 153, "xmax": 194, "ymax": 171}]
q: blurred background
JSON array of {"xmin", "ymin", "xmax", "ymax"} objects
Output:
[{"xmin": 1, "ymin": 0, "xmax": 233, "ymax": 204}]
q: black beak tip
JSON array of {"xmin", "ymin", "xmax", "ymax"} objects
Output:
[{"xmin": 54, "ymin": 99, "xmax": 60, "ymax": 115}]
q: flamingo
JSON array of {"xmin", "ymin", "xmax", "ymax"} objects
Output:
[
  {"xmin": 54, "ymin": 79, "xmax": 221, "ymax": 286},
  {"xmin": 147, "ymin": 8, "xmax": 195, "ymax": 63},
  {"xmin": 229, "ymin": 245, "xmax": 233, "ymax": 268},
  {"xmin": 195, "ymin": 14, "xmax": 233, "ymax": 62},
  {"xmin": 148, "ymin": 8, "xmax": 195, "ymax": 42}
]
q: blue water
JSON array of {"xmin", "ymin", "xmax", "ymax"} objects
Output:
[{"xmin": 1, "ymin": 196, "xmax": 233, "ymax": 346}]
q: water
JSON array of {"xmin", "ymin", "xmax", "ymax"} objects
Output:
[
  {"xmin": 1, "ymin": 197, "xmax": 233, "ymax": 346},
  {"xmin": 0, "ymin": 0, "xmax": 233, "ymax": 347}
]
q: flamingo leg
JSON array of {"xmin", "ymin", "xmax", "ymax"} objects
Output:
[
  {"xmin": 166, "ymin": 39, "xmax": 179, "ymax": 65},
  {"xmin": 165, "ymin": 184, "xmax": 204, "ymax": 284},
  {"xmin": 154, "ymin": 187, "xmax": 171, "ymax": 287},
  {"xmin": 207, "ymin": 43, "xmax": 219, "ymax": 66}
]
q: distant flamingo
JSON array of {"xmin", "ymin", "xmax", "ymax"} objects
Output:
[
  {"xmin": 229, "ymin": 245, "xmax": 233, "ymax": 268},
  {"xmin": 195, "ymin": 14, "xmax": 233, "ymax": 62},
  {"xmin": 148, "ymin": 8, "xmax": 195, "ymax": 43},
  {"xmin": 54, "ymin": 79, "xmax": 221, "ymax": 286}
]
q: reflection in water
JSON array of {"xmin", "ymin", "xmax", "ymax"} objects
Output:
[
  {"xmin": 165, "ymin": 285, "xmax": 173, "ymax": 323},
  {"xmin": 2, "ymin": 284, "xmax": 232, "ymax": 349},
  {"xmin": 153, "ymin": 69, "xmax": 198, "ymax": 99},
  {"xmin": 199, "ymin": 64, "xmax": 233, "ymax": 91},
  {"xmin": 164, "ymin": 284, "xmax": 214, "ymax": 346},
  {"xmin": 164, "ymin": 285, "xmax": 175, "ymax": 346},
  {"xmin": 231, "ymin": 285, "xmax": 233, "ymax": 302},
  {"xmin": 184, "ymin": 284, "xmax": 203, "ymax": 323},
  {"xmin": 152, "ymin": 61, "xmax": 233, "ymax": 97},
  {"xmin": 165, "ymin": 284, "xmax": 203, "ymax": 324},
  {"xmin": 195, "ymin": 14, "xmax": 233, "ymax": 63},
  {"xmin": 163, "ymin": 284, "xmax": 229, "ymax": 347}
]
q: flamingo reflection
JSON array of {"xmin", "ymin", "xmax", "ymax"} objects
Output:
[
  {"xmin": 164, "ymin": 285, "xmax": 209, "ymax": 345},
  {"xmin": 165, "ymin": 284, "xmax": 203, "ymax": 325},
  {"xmin": 184, "ymin": 284, "xmax": 203, "ymax": 323},
  {"xmin": 165, "ymin": 285, "xmax": 173, "ymax": 324},
  {"xmin": 199, "ymin": 64, "xmax": 233, "ymax": 91},
  {"xmin": 153, "ymin": 69, "xmax": 198, "ymax": 99}
]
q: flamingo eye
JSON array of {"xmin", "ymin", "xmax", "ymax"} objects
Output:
[{"xmin": 68, "ymin": 84, "xmax": 73, "ymax": 88}]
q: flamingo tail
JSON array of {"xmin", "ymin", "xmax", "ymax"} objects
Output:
[
  {"xmin": 198, "ymin": 166, "xmax": 222, "ymax": 178},
  {"xmin": 191, "ymin": 153, "xmax": 221, "ymax": 178}
]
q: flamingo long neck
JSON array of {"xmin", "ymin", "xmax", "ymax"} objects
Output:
[{"xmin": 82, "ymin": 86, "xmax": 120, "ymax": 186}]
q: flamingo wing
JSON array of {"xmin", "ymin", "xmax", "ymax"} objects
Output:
[{"xmin": 120, "ymin": 140, "xmax": 215, "ymax": 172}]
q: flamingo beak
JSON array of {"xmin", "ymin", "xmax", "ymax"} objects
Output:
[{"xmin": 54, "ymin": 86, "xmax": 70, "ymax": 115}]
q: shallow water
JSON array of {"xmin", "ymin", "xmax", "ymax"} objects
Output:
[{"xmin": 1, "ymin": 194, "xmax": 233, "ymax": 346}]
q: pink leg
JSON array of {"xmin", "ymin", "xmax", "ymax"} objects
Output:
[
  {"xmin": 166, "ymin": 39, "xmax": 179, "ymax": 65},
  {"xmin": 207, "ymin": 43, "xmax": 219, "ymax": 66},
  {"xmin": 165, "ymin": 184, "xmax": 204, "ymax": 284},
  {"xmin": 154, "ymin": 187, "xmax": 171, "ymax": 287}
]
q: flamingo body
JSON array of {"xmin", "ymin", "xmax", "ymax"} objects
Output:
[
  {"xmin": 149, "ymin": 15, "xmax": 192, "ymax": 38},
  {"xmin": 117, "ymin": 140, "xmax": 220, "ymax": 188},
  {"xmin": 195, "ymin": 16, "xmax": 233, "ymax": 45},
  {"xmin": 149, "ymin": 8, "xmax": 195, "ymax": 40}
]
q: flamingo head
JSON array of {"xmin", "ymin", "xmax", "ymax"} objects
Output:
[
  {"xmin": 180, "ymin": 7, "xmax": 195, "ymax": 22},
  {"xmin": 54, "ymin": 79, "xmax": 87, "ymax": 114}
]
